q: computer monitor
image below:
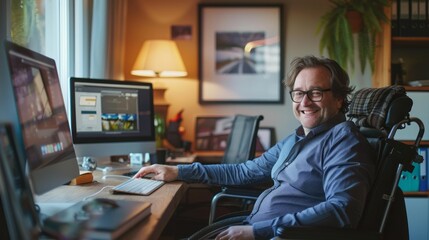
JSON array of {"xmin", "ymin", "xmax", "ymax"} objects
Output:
[
  {"xmin": 0, "ymin": 123, "xmax": 41, "ymax": 239},
  {"xmin": 4, "ymin": 41, "xmax": 79, "ymax": 195},
  {"xmin": 69, "ymin": 77, "xmax": 156, "ymax": 159}
]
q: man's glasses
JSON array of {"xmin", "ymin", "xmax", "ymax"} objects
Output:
[{"xmin": 289, "ymin": 88, "xmax": 331, "ymax": 103}]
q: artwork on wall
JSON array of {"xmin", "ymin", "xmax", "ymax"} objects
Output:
[
  {"xmin": 194, "ymin": 116, "xmax": 276, "ymax": 152},
  {"xmin": 171, "ymin": 25, "xmax": 192, "ymax": 40},
  {"xmin": 198, "ymin": 4, "xmax": 284, "ymax": 104}
]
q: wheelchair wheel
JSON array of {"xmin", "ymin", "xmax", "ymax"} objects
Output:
[{"xmin": 187, "ymin": 216, "xmax": 248, "ymax": 240}]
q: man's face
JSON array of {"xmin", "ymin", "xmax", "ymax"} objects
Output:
[{"xmin": 292, "ymin": 67, "xmax": 343, "ymax": 135}]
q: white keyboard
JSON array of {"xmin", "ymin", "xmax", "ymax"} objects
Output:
[{"xmin": 111, "ymin": 178, "xmax": 164, "ymax": 196}]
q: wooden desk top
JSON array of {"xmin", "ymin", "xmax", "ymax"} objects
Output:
[{"xmin": 35, "ymin": 170, "xmax": 186, "ymax": 240}]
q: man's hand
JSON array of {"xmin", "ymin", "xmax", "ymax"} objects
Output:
[
  {"xmin": 133, "ymin": 164, "xmax": 179, "ymax": 182},
  {"xmin": 215, "ymin": 226, "xmax": 255, "ymax": 240}
]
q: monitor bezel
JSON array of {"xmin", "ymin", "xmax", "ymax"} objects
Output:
[{"xmin": 70, "ymin": 77, "xmax": 156, "ymax": 145}]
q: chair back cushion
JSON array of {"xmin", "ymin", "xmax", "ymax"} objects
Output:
[
  {"xmin": 348, "ymin": 86, "xmax": 410, "ymax": 131},
  {"xmin": 222, "ymin": 115, "xmax": 263, "ymax": 164}
]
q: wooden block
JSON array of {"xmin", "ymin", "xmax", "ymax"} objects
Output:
[{"xmin": 70, "ymin": 171, "xmax": 93, "ymax": 185}]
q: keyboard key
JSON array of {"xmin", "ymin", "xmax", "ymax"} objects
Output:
[{"xmin": 111, "ymin": 178, "xmax": 164, "ymax": 196}]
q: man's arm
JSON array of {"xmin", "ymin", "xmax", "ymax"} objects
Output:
[
  {"xmin": 133, "ymin": 138, "xmax": 284, "ymax": 184},
  {"xmin": 177, "ymin": 139, "xmax": 286, "ymax": 185}
]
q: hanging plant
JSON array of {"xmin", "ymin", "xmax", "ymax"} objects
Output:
[{"xmin": 318, "ymin": 0, "xmax": 389, "ymax": 73}]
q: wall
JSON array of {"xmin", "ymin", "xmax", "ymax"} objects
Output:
[
  {"xmin": 395, "ymin": 91, "xmax": 429, "ymax": 141},
  {"xmin": 123, "ymin": 0, "xmax": 372, "ymax": 147}
]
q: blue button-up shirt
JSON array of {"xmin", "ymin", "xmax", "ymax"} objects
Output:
[{"xmin": 178, "ymin": 114, "xmax": 375, "ymax": 239}]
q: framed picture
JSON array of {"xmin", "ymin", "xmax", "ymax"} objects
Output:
[
  {"xmin": 256, "ymin": 127, "xmax": 276, "ymax": 152},
  {"xmin": 195, "ymin": 116, "xmax": 234, "ymax": 151},
  {"xmin": 198, "ymin": 4, "xmax": 284, "ymax": 104},
  {"xmin": 194, "ymin": 116, "xmax": 276, "ymax": 152},
  {"xmin": 171, "ymin": 25, "xmax": 192, "ymax": 40},
  {"xmin": 0, "ymin": 123, "xmax": 41, "ymax": 238}
]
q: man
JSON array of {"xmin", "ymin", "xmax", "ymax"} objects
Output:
[{"xmin": 135, "ymin": 56, "xmax": 375, "ymax": 239}]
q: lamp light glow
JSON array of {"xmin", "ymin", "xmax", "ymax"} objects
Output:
[{"xmin": 131, "ymin": 40, "xmax": 187, "ymax": 77}]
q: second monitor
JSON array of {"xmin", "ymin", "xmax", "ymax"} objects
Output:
[{"xmin": 70, "ymin": 77, "xmax": 156, "ymax": 159}]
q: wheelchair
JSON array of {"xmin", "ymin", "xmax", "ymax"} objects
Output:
[{"xmin": 185, "ymin": 86, "xmax": 425, "ymax": 240}]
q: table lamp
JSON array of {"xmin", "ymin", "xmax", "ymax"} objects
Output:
[{"xmin": 131, "ymin": 40, "xmax": 187, "ymax": 147}]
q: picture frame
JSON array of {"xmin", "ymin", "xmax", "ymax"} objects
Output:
[
  {"xmin": 198, "ymin": 4, "xmax": 284, "ymax": 104},
  {"xmin": 0, "ymin": 123, "xmax": 41, "ymax": 239},
  {"xmin": 194, "ymin": 116, "xmax": 276, "ymax": 152},
  {"xmin": 257, "ymin": 127, "xmax": 276, "ymax": 152},
  {"xmin": 194, "ymin": 116, "xmax": 234, "ymax": 151},
  {"xmin": 171, "ymin": 25, "xmax": 192, "ymax": 40}
]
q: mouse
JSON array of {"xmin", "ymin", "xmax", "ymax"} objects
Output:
[
  {"xmin": 81, "ymin": 198, "xmax": 118, "ymax": 215},
  {"xmin": 142, "ymin": 173, "xmax": 156, "ymax": 179}
]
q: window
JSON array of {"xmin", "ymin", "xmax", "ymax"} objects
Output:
[{"xmin": 10, "ymin": 0, "xmax": 72, "ymax": 113}]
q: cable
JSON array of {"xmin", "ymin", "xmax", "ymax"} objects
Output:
[
  {"xmin": 81, "ymin": 175, "xmax": 133, "ymax": 201},
  {"xmin": 82, "ymin": 186, "xmax": 115, "ymax": 201}
]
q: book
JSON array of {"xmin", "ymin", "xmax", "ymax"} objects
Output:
[
  {"xmin": 419, "ymin": 147, "xmax": 428, "ymax": 191},
  {"xmin": 43, "ymin": 198, "xmax": 151, "ymax": 239},
  {"xmin": 399, "ymin": 161, "xmax": 420, "ymax": 192},
  {"xmin": 69, "ymin": 170, "xmax": 94, "ymax": 185}
]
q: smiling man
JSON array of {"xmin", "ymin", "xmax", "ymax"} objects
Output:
[{"xmin": 135, "ymin": 56, "xmax": 376, "ymax": 240}]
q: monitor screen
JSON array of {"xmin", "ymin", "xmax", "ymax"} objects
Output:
[
  {"xmin": 70, "ymin": 77, "xmax": 156, "ymax": 158},
  {"xmin": 4, "ymin": 41, "xmax": 79, "ymax": 195}
]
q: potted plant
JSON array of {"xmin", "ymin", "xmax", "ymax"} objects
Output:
[{"xmin": 318, "ymin": 0, "xmax": 389, "ymax": 73}]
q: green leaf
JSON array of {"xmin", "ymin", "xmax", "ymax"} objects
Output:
[{"xmin": 317, "ymin": 0, "xmax": 388, "ymax": 73}]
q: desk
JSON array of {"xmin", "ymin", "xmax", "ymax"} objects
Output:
[{"xmin": 34, "ymin": 170, "xmax": 186, "ymax": 240}]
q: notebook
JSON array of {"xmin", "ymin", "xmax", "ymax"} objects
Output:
[{"xmin": 43, "ymin": 198, "xmax": 151, "ymax": 239}]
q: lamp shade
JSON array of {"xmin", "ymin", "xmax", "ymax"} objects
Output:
[{"xmin": 131, "ymin": 40, "xmax": 187, "ymax": 77}]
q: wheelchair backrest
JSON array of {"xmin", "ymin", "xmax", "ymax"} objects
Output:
[{"xmin": 347, "ymin": 86, "xmax": 424, "ymax": 239}]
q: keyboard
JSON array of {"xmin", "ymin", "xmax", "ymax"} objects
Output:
[{"xmin": 111, "ymin": 178, "xmax": 164, "ymax": 196}]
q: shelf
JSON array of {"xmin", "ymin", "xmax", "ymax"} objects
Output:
[
  {"xmin": 392, "ymin": 37, "xmax": 429, "ymax": 48},
  {"xmin": 403, "ymin": 86, "xmax": 429, "ymax": 91},
  {"xmin": 404, "ymin": 191, "xmax": 429, "ymax": 197},
  {"xmin": 401, "ymin": 140, "xmax": 429, "ymax": 146}
]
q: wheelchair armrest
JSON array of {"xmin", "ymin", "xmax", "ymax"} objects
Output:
[
  {"xmin": 221, "ymin": 186, "xmax": 263, "ymax": 198},
  {"xmin": 273, "ymin": 226, "xmax": 382, "ymax": 240}
]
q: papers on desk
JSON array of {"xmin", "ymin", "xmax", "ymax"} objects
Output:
[{"xmin": 43, "ymin": 198, "xmax": 151, "ymax": 239}]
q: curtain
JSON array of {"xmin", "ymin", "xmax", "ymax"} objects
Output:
[{"xmin": 74, "ymin": 0, "xmax": 127, "ymax": 79}]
